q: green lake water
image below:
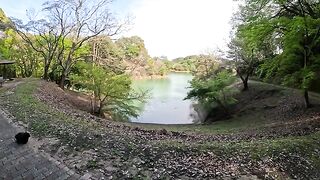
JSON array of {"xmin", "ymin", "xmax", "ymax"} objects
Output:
[{"xmin": 130, "ymin": 72, "xmax": 196, "ymax": 124}]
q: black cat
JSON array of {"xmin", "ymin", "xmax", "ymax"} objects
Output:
[{"xmin": 15, "ymin": 132, "xmax": 30, "ymax": 144}]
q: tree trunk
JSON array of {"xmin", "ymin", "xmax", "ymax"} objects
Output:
[
  {"xmin": 304, "ymin": 90, "xmax": 311, "ymax": 108},
  {"xmin": 59, "ymin": 72, "xmax": 66, "ymax": 89},
  {"xmin": 97, "ymin": 101, "xmax": 105, "ymax": 117},
  {"xmin": 239, "ymin": 74, "xmax": 249, "ymax": 91},
  {"xmin": 91, "ymin": 98, "xmax": 96, "ymax": 114},
  {"xmin": 91, "ymin": 97, "xmax": 100, "ymax": 115},
  {"xmin": 43, "ymin": 63, "xmax": 50, "ymax": 80},
  {"xmin": 242, "ymin": 78, "xmax": 249, "ymax": 91}
]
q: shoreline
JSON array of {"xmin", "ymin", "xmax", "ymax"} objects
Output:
[
  {"xmin": 170, "ymin": 70, "xmax": 192, "ymax": 73},
  {"xmin": 131, "ymin": 71, "xmax": 192, "ymax": 80},
  {"xmin": 132, "ymin": 74, "xmax": 168, "ymax": 80}
]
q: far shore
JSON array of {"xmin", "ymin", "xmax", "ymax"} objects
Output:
[
  {"xmin": 132, "ymin": 74, "xmax": 168, "ymax": 80},
  {"xmin": 170, "ymin": 70, "xmax": 191, "ymax": 73},
  {"xmin": 132, "ymin": 71, "xmax": 192, "ymax": 80}
]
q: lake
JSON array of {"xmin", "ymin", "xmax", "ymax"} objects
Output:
[{"xmin": 130, "ymin": 72, "xmax": 196, "ymax": 124}]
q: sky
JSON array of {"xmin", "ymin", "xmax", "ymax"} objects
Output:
[{"xmin": 0, "ymin": 0, "xmax": 238, "ymax": 59}]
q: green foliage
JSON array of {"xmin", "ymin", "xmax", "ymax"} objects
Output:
[
  {"xmin": 192, "ymin": 55, "xmax": 220, "ymax": 79},
  {"xmin": 0, "ymin": 29, "xmax": 42, "ymax": 77},
  {"xmin": 233, "ymin": 0, "xmax": 320, "ymax": 105},
  {"xmin": 172, "ymin": 63, "xmax": 186, "ymax": 71},
  {"xmin": 171, "ymin": 55, "xmax": 197, "ymax": 72},
  {"xmin": 171, "ymin": 54, "xmax": 221, "ymax": 77},
  {"xmin": 185, "ymin": 71, "xmax": 237, "ymax": 110},
  {"xmin": 71, "ymin": 62, "xmax": 146, "ymax": 121},
  {"xmin": 158, "ymin": 65, "xmax": 168, "ymax": 76},
  {"xmin": 89, "ymin": 36, "xmax": 124, "ymax": 72},
  {"xmin": 115, "ymin": 36, "xmax": 169, "ymax": 77},
  {"xmin": 0, "ymin": 7, "xmax": 155, "ymax": 121},
  {"xmin": 0, "ymin": 8, "xmax": 13, "ymax": 30},
  {"xmin": 145, "ymin": 58, "xmax": 168, "ymax": 76},
  {"xmin": 116, "ymin": 36, "xmax": 149, "ymax": 67}
]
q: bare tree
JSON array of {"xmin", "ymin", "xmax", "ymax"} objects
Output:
[
  {"xmin": 193, "ymin": 49, "xmax": 223, "ymax": 79},
  {"xmin": 43, "ymin": 0, "xmax": 127, "ymax": 89},
  {"xmin": 89, "ymin": 35, "xmax": 126, "ymax": 73}
]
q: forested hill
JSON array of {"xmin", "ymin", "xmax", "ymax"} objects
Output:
[
  {"xmin": 170, "ymin": 54, "xmax": 230, "ymax": 74},
  {"xmin": 0, "ymin": 8, "xmax": 168, "ymax": 80},
  {"xmin": 84, "ymin": 35, "xmax": 170, "ymax": 79},
  {"xmin": 113, "ymin": 36, "xmax": 169, "ymax": 79}
]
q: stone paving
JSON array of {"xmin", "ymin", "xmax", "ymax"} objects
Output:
[{"xmin": 0, "ymin": 113, "xmax": 83, "ymax": 180}]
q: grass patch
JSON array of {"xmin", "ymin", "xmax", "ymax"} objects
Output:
[{"xmin": 0, "ymin": 79, "xmax": 103, "ymax": 149}]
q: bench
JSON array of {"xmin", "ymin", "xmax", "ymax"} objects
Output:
[{"xmin": 0, "ymin": 77, "xmax": 4, "ymax": 87}]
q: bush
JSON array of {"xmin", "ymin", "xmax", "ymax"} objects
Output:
[
  {"xmin": 185, "ymin": 70, "xmax": 237, "ymax": 115},
  {"xmin": 70, "ymin": 62, "xmax": 146, "ymax": 121}
]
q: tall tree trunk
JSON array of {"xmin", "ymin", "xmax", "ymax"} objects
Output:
[
  {"xmin": 239, "ymin": 74, "xmax": 249, "ymax": 91},
  {"xmin": 98, "ymin": 101, "xmax": 105, "ymax": 117},
  {"xmin": 91, "ymin": 98, "xmax": 96, "ymax": 114},
  {"xmin": 304, "ymin": 90, "xmax": 311, "ymax": 108},
  {"xmin": 237, "ymin": 68, "xmax": 249, "ymax": 91},
  {"xmin": 59, "ymin": 72, "xmax": 66, "ymax": 89},
  {"xmin": 43, "ymin": 70, "xmax": 48, "ymax": 80},
  {"xmin": 91, "ymin": 96, "xmax": 100, "ymax": 115},
  {"xmin": 303, "ymin": 39, "xmax": 311, "ymax": 108},
  {"xmin": 242, "ymin": 78, "xmax": 249, "ymax": 91},
  {"xmin": 43, "ymin": 64, "xmax": 50, "ymax": 80},
  {"xmin": 302, "ymin": 12, "xmax": 312, "ymax": 109}
]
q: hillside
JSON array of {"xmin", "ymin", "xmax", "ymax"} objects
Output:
[{"xmin": 0, "ymin": 79, "xmax": 319, "ymax": 179}]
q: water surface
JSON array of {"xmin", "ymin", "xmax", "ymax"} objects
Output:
[{"xmin": 131, "ymin": 72, "xmax": 195, "ymax": 124}]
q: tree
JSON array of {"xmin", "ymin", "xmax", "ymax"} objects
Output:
[
  {"xmin": 229, "ymin": 0, "xmax": 279, "ymax": 91},
  {"xmin": 233, "ymin": 0, "xmax": 320, "ymax": 107},
  {"xmin": 227, "ymin": 37, "xmax": 258, "ymax": 91},
  {"xmin": 145, "ymin": 58, "xmax": 168, "ymax": 76},
  {"xmin": 185, "ymin": 71, "xmax": 237, "ymax": 116},
  {"xmin": 0, "ymin": 29, "xmax": 41, "ymax": 77},
  {"xmin": 89, "ymin": 35, "xmax": 125, "ymax": 73},
  {"xmin": 71, "ymin": 62, "xmax": 146, "ymax": 120},
  {"xmin": 116, "ymin": 36, "xmax": 150, "ymax": 69},
  {"xmin": 13, "ymin": 12, "xmax": 64, "ymax": 80},
  {"xmin": 193, "ymin": 54, "xmax": 220, "ymax": 79},
  {"xmin": 42, "ymin": 0, "xmax": 127, "ymax": 89}
]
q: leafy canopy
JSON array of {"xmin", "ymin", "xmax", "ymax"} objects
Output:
[
  {"xmin": 71, "ymin": 62, "xmax": 145, "ymax": 121},
  {"xmin": 185, "ymin": 71, "xmax": 237, "ymax": 109}
]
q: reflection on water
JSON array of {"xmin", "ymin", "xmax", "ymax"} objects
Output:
[{"xmin": 130, "ymin": 72, "xmax": 198, "ymax": 124}]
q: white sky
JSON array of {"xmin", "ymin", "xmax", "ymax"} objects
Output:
[
  {"xmin": 0, "ymin": 0, "xmax": 238, "ymax": 59},
  {"xmin": 125, "ymin": 0, "xmax": 238, "ymax": 59}
]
